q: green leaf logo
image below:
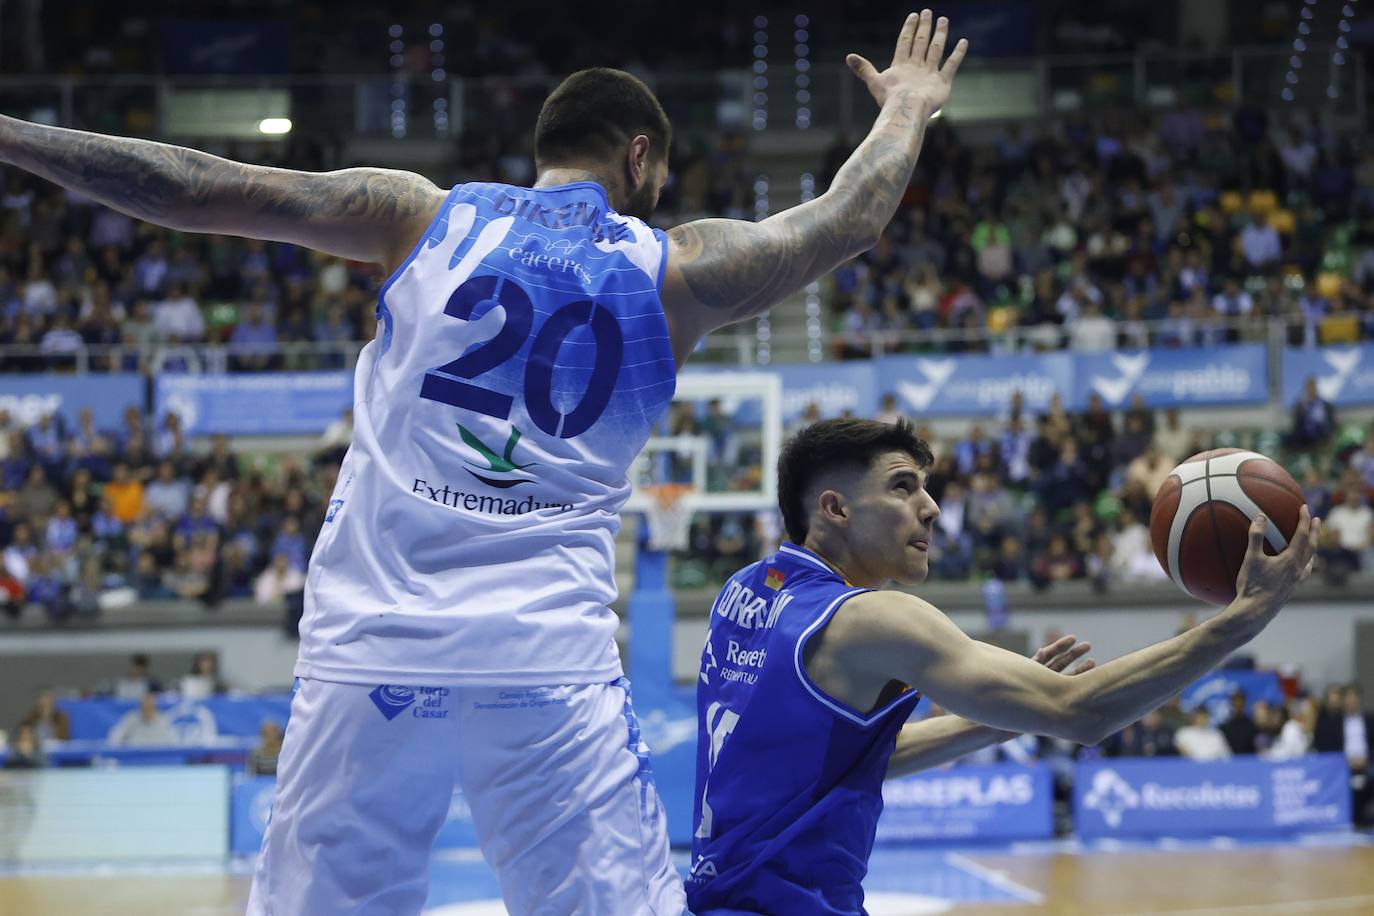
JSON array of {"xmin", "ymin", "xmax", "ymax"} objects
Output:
[{"xmin": 457, "ymin": 424, "xmax": 537, "ymax": 488}]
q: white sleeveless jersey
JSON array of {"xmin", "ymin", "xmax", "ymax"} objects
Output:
[{"xmin": 295, "ymin": 182, "xmax": 677, "ymax": 686}]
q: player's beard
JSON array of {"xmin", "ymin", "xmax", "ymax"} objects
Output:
[{"xmin": 621, "ymin": 178, "xmax": 658, "ymax": 222}]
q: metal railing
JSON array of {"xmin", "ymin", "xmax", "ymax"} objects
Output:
[
  {"xmin": 0, "ymin": 43, "xmax": 1359, "ymax": 145},
  {"xmin": 0, "ymin": 314, "xmax": 1336, "ymax": 378}
]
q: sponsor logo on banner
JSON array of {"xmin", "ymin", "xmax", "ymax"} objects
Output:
[
  {"xmin": 1314, "ymin": 349, "xmax": 1363, "ymax": 401},
  {"xmin": 895, "ymin": 359, "xmax": 958, "ymax": 411},
  {"xmin": 1075, "ymin": 756, "xmax": 1350, "ymax": 838},
  {"xmin": 876, "ymin": 763, "xmax": 1053, "ymax": 842},
  {"xmin": 0, "ymin": 374, "xmax": 144, "ymax": 427},
  {"xmin": 1081, "ymin": 768, "xmax": 1140, "ymax": 828},
  {"xmin": 1090, "ymin": 354, "xmax": 1151, "ymax": 405},
  {"xmin": 1079, "ymin": 347, "xmax": 1265, "ymax": 407},
  {"xmin": 880, "ymin": 353, "xmax": 1070, "ymax": 416},
  {"xmin": 1283, "ymin": 346, "xmax": 1374, "ymax": 406}
]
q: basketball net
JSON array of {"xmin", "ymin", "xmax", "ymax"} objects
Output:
[{"xmin": 643, "ymin": 483, "xmax": 694, "ymax": 552}]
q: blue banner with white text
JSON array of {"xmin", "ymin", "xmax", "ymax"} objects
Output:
[
  {"xmin": 876, "ymin": 762, "xmax": 1054, "ymax": 843},
  {"xmin": 1075, "ymin": 755, "xmax": 1351, "ymax": 839},
  {"xmin": 60, "ymin": 694, "xmax": 293, "ymax": 741},
  {"xmin": 878, "ymin": 353, "xmax": 1073, "ymax": 417},
  {"xmin": 1282, "ymin": 345, "xmax": 1374, "ymax": 406},
  {"xmin": 0, "ymin": 373, "xmax": 143, "ymax": 428},
  {"xmin": 155, "ymin": 372, "xmax": 353, "ymax": 435},
  {"xmin": 1071, "ymin": 345, "xmax": 1268, "ymax": 409},
  {"xmin": 722, "ymin": 345, "xmax": 1269, "ymax": 421}
]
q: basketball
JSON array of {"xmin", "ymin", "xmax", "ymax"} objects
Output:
[{"xmin": 1149, "ymin": 449, "xmax": 1307, "ymax": 606}]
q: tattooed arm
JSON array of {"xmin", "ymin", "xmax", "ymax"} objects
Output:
[
  {"xmin": 0, "ymin": 116, "xmax": 444, "ymax": 269},
  {"xmin": 660, "ymin": 10, "xmax": 967, "ymax": 364}
]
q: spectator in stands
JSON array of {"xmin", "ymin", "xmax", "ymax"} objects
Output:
[
  {"xmin": 151, "ymin": 281, "xmax": 204, "ymax": 342},
  {"xmin": 112, "ymin": 653, "xmax": 161, "ymax": 700},
  {"xmin": 1267, "ymin": 696, "xmax": 1316, "ymax": 760},
  {"xmin": 1220, "ymin": 690, "xmax": 1259, "ymax": 755},
  {"xmin": 1029, "ymin": 534, "xmax": 1082, "ymax": 589},
  {"xmin": 874, "ymin": 393, "xmax": 903, "ymax": 426},
  {"xmin": 1350, "ymin": 426, "xmax": 1374, "ymax": 492},
  {"xmin": 15, "ymin": 465, "xmax": 58, "ymax": 522},
  {"xmin": 1175, "ymin": 706, "xmax": 1232, "ymax": 761},
  {"xmin": 1343, "ymin": 685, "xmax": 1373, "ymax": 825},
  {"xmin": 229, "ymin": 302, "xmax": 279, "ymax": 372},
  {"xmin": 1322, "ymin": 488, "xmax": 1373, "ymax": 583},
  {"xmin": 1154, "ymin": 408, "xmax": 1189, "ymax": 462},
  {"xmin": 143, "ymin": 460, "xmax": 190, "ymax": 520},
  {"xmin": 44, "ymin": 499, "xmax": 76, "ymax": 556},
  {"xmin": 254, "ymin": 552, "xmax": 306, "ymax": 608},
  {"xmin": 1104, "ymin": 709, "xmax": 1176, "ymax": 757},
  {"xmin": 109, "ymin": 691, "xmax": 177, "ymax": 746},
  {"xmin": 19, "ymin": 687, "xmax": 70, "ymax": 741},
  {"xmin": 1238, "ymin": 214, "xmax": 1282, "ymax": 273},
  {"xmin": 1288, "ymin": 377, "xmax": 1336, "ymax": 449},
  {"xmin": 2, "ymin": 521, "xmax": 35, "ymax": 599},
  {"xmin": 928, "ymin": 480, "xmax": 971, "ymax": 581},
  {"xmin": 180, "ymin": 652, "xmax": 226, "ymax": 700},
  {"xmin": 1068, "ymin": 299, "xmax": 1116, "ymax": 352},
  {"xmin": 1315, "ymin": 685, "xmax": 1373, "ymax": 825},
  {"xmin": 249, "ymin": 719, "xmax": 284, "ymax": 777},
  {"xmin": 2, "ymin": 723, "xmax": 44, "ymax": 769},
  {"xmin": 954, "ymin": 425, "xmax": 994, "ymax": 477}
]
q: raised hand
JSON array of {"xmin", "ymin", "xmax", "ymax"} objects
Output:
[
  {"xmin": 1032, "ymin": 633, "xmax": 1096, "ymax": 676},
  {"xmin": 846, "ymin": 10, "xmax": 968, "ymax": 113},
  {"xmin": 1232, "ymin": 506, "xmax": 1320, "ymax": 619}
]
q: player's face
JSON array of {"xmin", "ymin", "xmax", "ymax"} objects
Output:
[
  {"xmin": 622, "ymin": 153, "xmax": 668, "ymax": 222},
  {"xmin": 848, "ymin": 452, "xmax": 940, "ymax": 586}
]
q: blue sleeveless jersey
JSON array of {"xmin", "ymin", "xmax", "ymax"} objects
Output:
[
  {"xmin": 689, "ymin": 543, "xmax": 920, "ymax": 915},
  {"xmin": 298, "ymin": 181, "xmax": 678, "ymax": 685}
]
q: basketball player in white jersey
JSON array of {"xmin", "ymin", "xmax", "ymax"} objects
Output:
[{"xmin": 0, "ymin": 11, "xmax": 966, "ymax": 914}]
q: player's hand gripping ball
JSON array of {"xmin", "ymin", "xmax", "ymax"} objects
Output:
[{"xmin": 1149, "ymin": 449, "xmax": 1308, "ymax": 605}]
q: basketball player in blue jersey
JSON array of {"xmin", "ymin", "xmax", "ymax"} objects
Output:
[
  {"xmin": 0, "ymin": 10, "xmax": 969, "ymax": 913},
  {"xmin": 689, "ymin": 417, "xmax": 1320, "ymax": 915}
]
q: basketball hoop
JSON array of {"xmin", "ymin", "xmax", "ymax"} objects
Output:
[{"xmin": 642, "ymin": 483, "xmax": 694, "ymax": 552}]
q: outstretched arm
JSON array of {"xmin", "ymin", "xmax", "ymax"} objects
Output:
[
  {"xmin": 0, "ymin": 116, "xmax": 443, "ymax": 269},
  {"xmin": 815, "ymin": 511, "xmax": 1318, "ymax": 747},
  {"xmin": 886, "ymin": 635, "xmax": 1094, "ymax": 779},
  {"xmin": 660, "ymin": 10, "xmax": 966, "ymax": 362}
]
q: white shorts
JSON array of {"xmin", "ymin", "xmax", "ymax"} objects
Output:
[{"xmin": 246, "ymin": 676, "xmax": 685, "ymax": 916}]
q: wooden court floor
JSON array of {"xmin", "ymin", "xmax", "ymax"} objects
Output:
[{"xmin": 2, "ymin": 844, "xmax": 1373, "ymax": 915}]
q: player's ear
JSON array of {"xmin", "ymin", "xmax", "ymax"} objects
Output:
[
  {"xmin": 817, "ymin": 489, "xmax": 849, "ymax": 529},
  {"xmin": 627, "ymin": 134, "xmax": 651, "ymax": 187}
]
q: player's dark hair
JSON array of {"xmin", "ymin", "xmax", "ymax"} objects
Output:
[
  {"xmin": 534, "ymin": 68, "xmax": 671, "ymax": 169},
  {"xmin": 777, "ymin": 418, "xmax": 934, "ymax": 544}
]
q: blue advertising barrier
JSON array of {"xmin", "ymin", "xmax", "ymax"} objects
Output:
[
  {"xmin": 875, "ymin": 762, "xmax": 1054, "ymax": 843},
  {"xmin": 59, "ymin": 694, "xmax": 293, "ymax": 741},
  {"xmin": 712, "ymin": 345, "xmax": 1270, "ymax": 421},
  {"xmin": 0, "ymin": 373, "xmax": 143, "ymax": 428},
  {"xmin": 774, "ymin": 361, "xmax": 881, "ymax": 423},
  {"xmin": 231, "ymin": 775, "xmax": 276, "ymax": 856},
  {"xmin": 1075, "ymin": 754, "xmax": 1351, "ymax": 839},
  {"xmin": 1072, "ymin": 345, "xmax": 1268, "ymax": 409},
  {"xmin": 230, "ymin": 778, "xmax": 478, "ymax": 856},
  {"xmin": 1181, "ymin": 671, "xmax": 1286, "ymax": 722},
  {"xmin": 1282, "ymin": 344, "xmax": 1374, "ymax": 407},
  {"xmin": 155, "ymin": 372, "xmax": 353, "ymax": 435},
  {"xmin": 878, "ymin": 353, "xmax": 1073, "ymax": 418}
]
